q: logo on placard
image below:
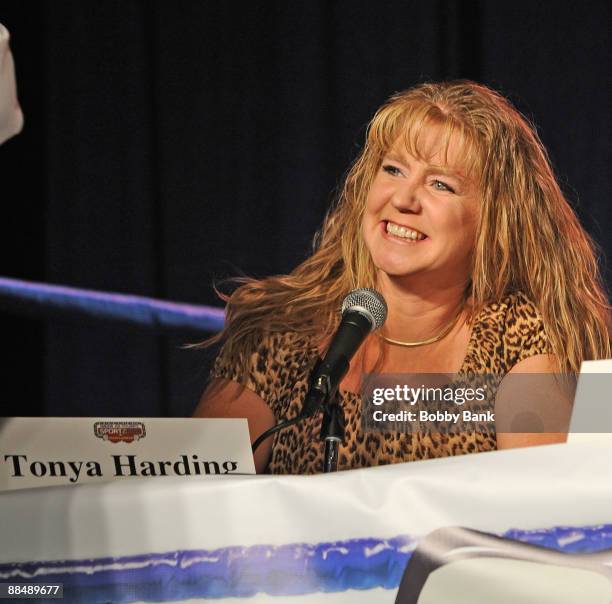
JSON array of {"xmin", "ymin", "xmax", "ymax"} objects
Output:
[{"xmin": 94, "ymin": 421, "xmax": 146, "ymax": 443}]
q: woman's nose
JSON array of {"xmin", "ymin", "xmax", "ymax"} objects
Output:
[{"xmin": 390, "ymin": 180, "xmax": 422, "ymax": 213}]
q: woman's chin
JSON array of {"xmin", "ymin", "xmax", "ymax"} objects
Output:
[{"xmin": 376, "ymin": 262, "xmax": 424, "ymax": 280}]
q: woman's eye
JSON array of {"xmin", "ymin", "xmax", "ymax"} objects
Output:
[
  {"xmin": 432, "ymin": 180, "xmax": 455, "ymax": 193},
  {"xmin": 382, "ymin": 164, "xmax": 402, "ymax": 176}
]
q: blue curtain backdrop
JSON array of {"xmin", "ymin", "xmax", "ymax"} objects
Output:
[{"xmin": 0, "ymin": 0, "xmax": 609, "ymax": 417}]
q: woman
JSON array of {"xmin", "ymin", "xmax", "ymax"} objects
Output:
[{"xmin": 193, "ymin": 81, "xmax": 610, "ymax": 474}]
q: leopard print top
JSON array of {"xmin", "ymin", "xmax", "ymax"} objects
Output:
[{"xmin": 211, "ymin": 292, "xmax": 551, "ymax": 474}]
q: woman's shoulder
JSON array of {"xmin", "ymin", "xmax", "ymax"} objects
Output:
[
  {"xmin": 214, "ymin": 329, "xmax": 318, "ymax": 375},
  {"xmin": 210, "ymin": 329, "xmax": 319, "ymax": 408},
  {"xmin": 469, "ymin": 291, "xmax": 545, "ymax": 341},
  {"xmin": 481, "ymin": 291, "xmax": 542, "ymax": 318},
  {"xmin": 467, "ymin": 291, "xmax": 551, "ymax": 372},
  {"xmin": 478, "ymin": 291, "xmax": 548, "ymax": 340},
  {"xmin": 261, "ymin": 329, "xmax": 319, "ymax": 358}
]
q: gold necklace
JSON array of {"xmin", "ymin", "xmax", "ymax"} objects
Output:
[{"xmin": 379, "ymin": 309, "xmax": 463, "ymax": 348}]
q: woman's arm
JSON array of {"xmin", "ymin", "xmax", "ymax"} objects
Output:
[
  {"xmin": 193, "ymin": 378, "xmax": 276, "ymax": 473},
  {"xmin": 495, "ymin": 354, "xmax": 573, "ymax": 449}
]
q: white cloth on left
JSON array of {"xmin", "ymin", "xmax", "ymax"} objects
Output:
[{"xmin": 0, "ymin": 23, "xmax": 24, "ymax": 145}]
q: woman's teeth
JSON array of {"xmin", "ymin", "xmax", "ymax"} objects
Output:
[{"xmin": 386, "ymin": 222, "xmax": 426, "ymax": 240}]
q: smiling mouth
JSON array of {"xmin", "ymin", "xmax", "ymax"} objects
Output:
[{"xmin": 384, "ymin": 220, "xmax": 427, "ymax": 241}]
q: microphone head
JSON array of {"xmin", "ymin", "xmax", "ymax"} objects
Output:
[{"xmin": 341, "ymin": 288, "xmax": 387, "ymax": 332}]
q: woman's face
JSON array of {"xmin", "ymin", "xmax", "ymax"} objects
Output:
[{"xmin": 362, "ymin": 127, "xmax": 480, "ymax": 288}]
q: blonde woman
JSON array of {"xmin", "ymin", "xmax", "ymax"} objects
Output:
[{"xmin": 194, "ymin": 81, "xmax": 610, "ymax": 474}]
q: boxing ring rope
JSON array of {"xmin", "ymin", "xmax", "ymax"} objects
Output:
[{"xmin": 0, "ymin": 276, "xmax": 225, "ymax": 334}]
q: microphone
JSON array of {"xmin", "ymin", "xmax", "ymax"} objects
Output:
[
  {"xmin": 301, "ymin": 288, "xmax": 387, "ymax": 417},
  {"xmin": 250, "ymin": 288, "xmax": 387, "ymax": 459}
]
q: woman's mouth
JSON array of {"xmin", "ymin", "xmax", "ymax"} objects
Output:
[{"xmin": 383, "ymin": 221, "xmax": 427, "ymax": 242}]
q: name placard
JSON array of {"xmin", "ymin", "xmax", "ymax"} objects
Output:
[{"xmin": 0, "ymin": 417, "xmax": 255, "ymax": 491}]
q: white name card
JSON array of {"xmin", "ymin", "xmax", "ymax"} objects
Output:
[
  {"xmin": 568, "ymin": 359, "xmax": 612, "ymax": 445},
  {"xmin": 0, "ymin": 417, "xmax": 255, "ymax": 491}
]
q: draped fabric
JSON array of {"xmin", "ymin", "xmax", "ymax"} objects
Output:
[
  {"xmin": 0, "ymin": 23, "xmax": 23, "ymax": 145},
  {"xmin": 0, "ymin": 0, "xmax": 609, "ymax": 417}
]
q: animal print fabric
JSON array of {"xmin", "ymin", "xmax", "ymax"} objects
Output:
[{"xmin": 210, "ymin": 292, "xmax": 551, "ymax": 474}]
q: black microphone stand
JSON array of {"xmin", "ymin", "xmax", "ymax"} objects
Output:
[
  {"xmin": 309, "ymin": 372, "xmax": 346, "ymax": 473},
  {"xmin": 321, "ymin": 399, "xmax": 345, "ymax": 473}
]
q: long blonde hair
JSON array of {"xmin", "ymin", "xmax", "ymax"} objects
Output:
[{"xmin": 204, "ymin": 81, "xmax": 610, "ymax": 373}]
